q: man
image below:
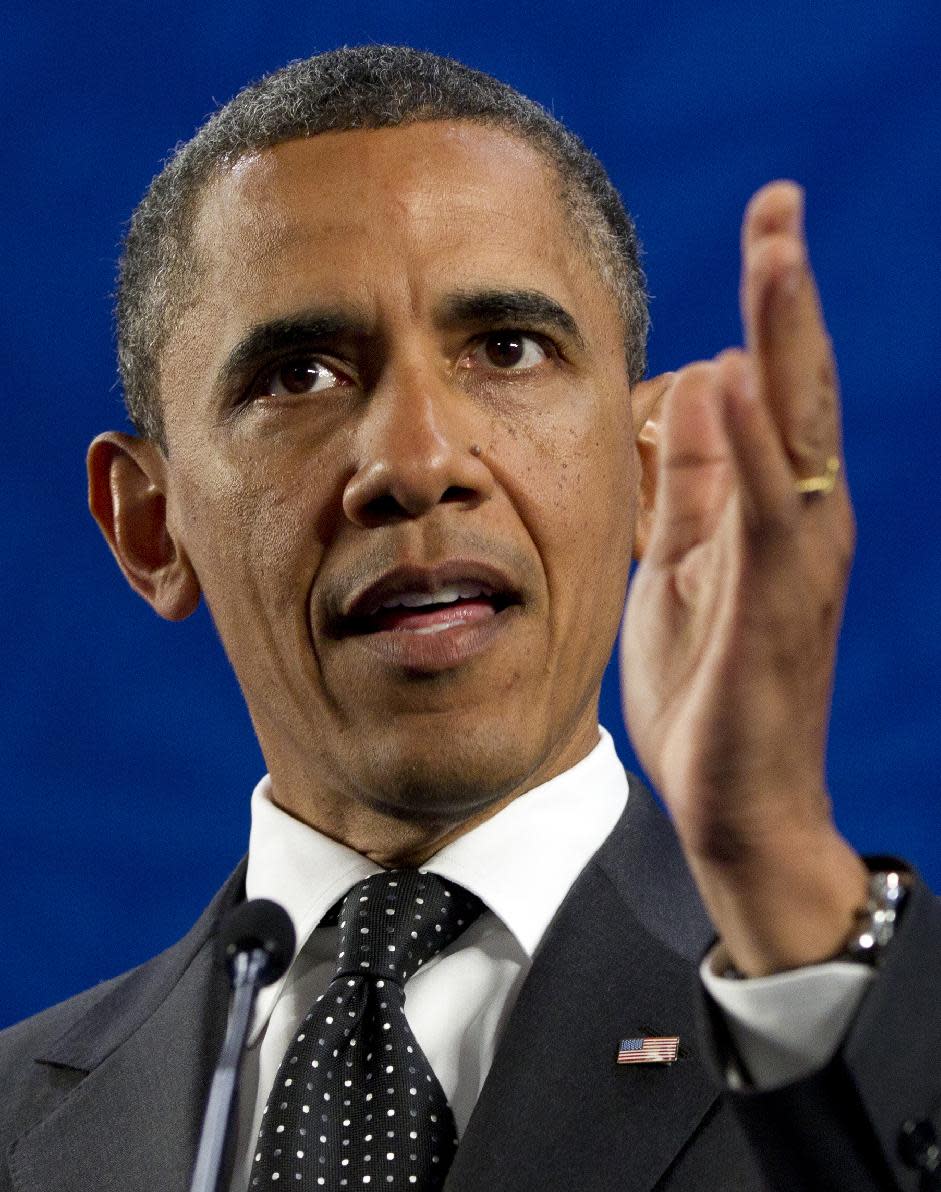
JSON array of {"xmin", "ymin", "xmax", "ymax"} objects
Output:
[{"xmin": 1, "ymin": 44, "xmax": 938, "ymax": 1192}]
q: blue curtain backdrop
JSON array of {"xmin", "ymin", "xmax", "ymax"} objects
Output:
[{"xmin": 3, "ymin": 1, "xmax": 939, "ymax": 1028}]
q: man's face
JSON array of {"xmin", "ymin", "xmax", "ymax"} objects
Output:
[{"xmin": 157, "ymin": 122, "xmax": 642, "ymax": 825}]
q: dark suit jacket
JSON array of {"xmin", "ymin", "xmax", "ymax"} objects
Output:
[{"xmin": 2, "ymin": 781, "xmax": 940, "ymax": 1191}]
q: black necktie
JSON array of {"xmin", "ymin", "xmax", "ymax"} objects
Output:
[{"xmin": 252, "ymin": 870, "xmax": 485, "ymax": 1190}]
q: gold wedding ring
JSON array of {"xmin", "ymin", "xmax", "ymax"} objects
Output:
[{"xmin": 794, "ymin": 455, "xmax": 841, "ymax": 496}]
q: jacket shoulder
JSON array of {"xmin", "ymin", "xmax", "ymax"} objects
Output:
[
  {"xmin": 0, "ymin": 859, "xmax": 246, "ymax": 1158},
  {"xmin": 0, "ymin": 969, "xmax": 128, "ymax": 1062},
  {"xmin": 0, "ymin": 961, "xmax": 149, "ymax": 1163}
]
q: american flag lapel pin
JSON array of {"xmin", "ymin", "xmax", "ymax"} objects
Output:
[{"xmin": 617, "ymin": 1036, "xmax": 680, "ymax": 1065}]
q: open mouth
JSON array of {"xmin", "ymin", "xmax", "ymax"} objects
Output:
[
  {"xmin": 335, "ymin": 561, "xmax": 523, "ymax": 645},
  {"xmin": 366, "ymin": 584, "xmax": 514, "ymax": 634},
  {"xmin": 347, "ymin": 582, "xmax": 517, "ymax": 635},
  {"xmin": 333, "ymin": 562, "xmax": 523, "ymax": 672}
]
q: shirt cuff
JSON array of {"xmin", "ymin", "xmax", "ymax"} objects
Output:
[{"xmin": 700, "ymin": 946, "xmax": 876, "ymax": 1088}]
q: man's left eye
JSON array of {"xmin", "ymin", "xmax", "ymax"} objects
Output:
[{"xmin": 466, "ymin": 332, "xmax": 548, "ymax": 370}]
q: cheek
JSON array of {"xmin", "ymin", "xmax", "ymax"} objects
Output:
[
  {"xmin": 169, "ymin": 447, "xmax": 331, "ymax": 615},
  {"xmin": 562, "ymin": 444, "xmax": 635, "ymax": 621},
  {"xmin": 508, "ymin": 387, "xmax": 636, "ymax": 564},
  {"xmin": 517, "ymin": 390, "xmax": 637, "ymax": 654}
]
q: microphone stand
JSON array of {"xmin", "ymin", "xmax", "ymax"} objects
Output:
[{"xmin": 188, "ymin": 946, "xmax": 269, "ymax": 1192}]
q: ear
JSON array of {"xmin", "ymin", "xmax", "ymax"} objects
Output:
[
  {"xmin": 630, "ymin": 372, "xmax": 674, "ymax": 561},
  {"xmin": 87, "ymin": 432, "xmax": 201, "ymax": 621}
]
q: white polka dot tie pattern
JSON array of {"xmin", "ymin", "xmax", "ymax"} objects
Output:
[{"xmin": 252, "ymin": 870, "xmax": 484, "ymax": 1190}]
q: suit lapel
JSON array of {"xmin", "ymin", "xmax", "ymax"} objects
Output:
[
  {"xmin": 9, "ymin": 780, "xmax": 717, "ymax": 1192},
  {"xmin": 9, "ymin": 863, "xmax": 246, "ymax": 1192},
  {"xmin": 447, "ymin": 779, "xmax": 720, "ymax": 1192}
]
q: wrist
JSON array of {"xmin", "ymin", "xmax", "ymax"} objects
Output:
[{"xmin": 684, "ymin": 827, "xmax": 871, "ymax": 977}]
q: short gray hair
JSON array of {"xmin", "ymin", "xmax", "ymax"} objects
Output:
[{"xmin": 116, "ymin": 45, "xmax": 649, "ymax": 446}]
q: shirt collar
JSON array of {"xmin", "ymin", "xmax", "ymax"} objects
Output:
[
  {"xmin": 246, "ymin": 779, "xmax": 382, "ymax": 948},
  {"xmin": 244, "ymin": 727, "xmax": 628, "ymax": 1036},
  {"xmin": 419, "ymin": 727, "xmax": 627, "ymax": 957}
]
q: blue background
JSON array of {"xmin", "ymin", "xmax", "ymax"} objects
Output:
[{"xmin": 3, "ymin": 1, "xmax": 939, "ymax": 1028}]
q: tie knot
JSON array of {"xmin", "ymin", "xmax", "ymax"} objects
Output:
[{"xmin": 334, "ymin": 869, "xmax": 483, "ymax": 985}]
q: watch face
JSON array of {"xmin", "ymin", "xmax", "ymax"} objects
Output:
[{"xmin": 848, "ymin": 870, "xmax": 909, "ymax": 963}]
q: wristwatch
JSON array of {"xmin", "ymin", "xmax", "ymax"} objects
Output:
[
  {"xmin": 717, "ymin": 863, "xmax": 911, "ymax": 978},
  {"xmin": 840, "ymin": 865, "xmax": 910, "ymax": 966}
]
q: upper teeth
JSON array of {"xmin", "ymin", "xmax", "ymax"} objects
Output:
[{"xmin": 379, "ymin": 583, "xmax": 491, "ymax": 610}]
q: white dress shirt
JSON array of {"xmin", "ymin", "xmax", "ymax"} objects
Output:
[{"xmin": 231, "ymin": 728, "xmax": 873, "ymax": 1190}]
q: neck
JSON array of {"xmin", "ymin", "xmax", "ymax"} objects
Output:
[
  {"xmin": 264, "ymin": 722, "xmax": 602, "ymax": 866},
  {"xmin": 268, "ymin": 778, "xmax": 536, "ymax": 867}
]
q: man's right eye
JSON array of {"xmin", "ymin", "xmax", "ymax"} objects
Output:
[{"xmin": 256, "ymin": 357, "xmax": 348, "ymax": 398}]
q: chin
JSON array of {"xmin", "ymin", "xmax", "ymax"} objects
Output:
[{"xmin": 350, "ymin": 729, "xmax": 542, "ymax": 824}]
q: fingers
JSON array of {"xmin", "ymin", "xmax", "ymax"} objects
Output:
[
  {"xmin": 740, "ymin": 182, "xmax": 843, "ymax": 479},
  {"xmin": 643, "ymin": 184, "xmax": 853, "ymax": 575},
  {"xmin": 643, "ymin": 363, "xmax": 732, "ymax": 567},
  {"xmin": 719, "ymin": 347, "xmax": 854, "ymax": 559},
  {"xmin": 717, "ymin": 351, "xmax": 796, "ymax": 537}
]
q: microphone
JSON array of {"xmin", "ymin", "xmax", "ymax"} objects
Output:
[{"xmin": 189, "ymin": 898, "xmax": 296, "ymax": 1192}]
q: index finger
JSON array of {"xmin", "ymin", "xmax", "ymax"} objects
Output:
[{"xmin": 740, "ymin": 182, "xmax": 843, "ymax": 480}]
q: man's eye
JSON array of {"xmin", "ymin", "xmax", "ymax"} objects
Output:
[
  {"xmin": 467, "ymin": 332, "xmax": 548, "ymax": 370},
  {"xmin": 257, "ymin": 357, "xmax": 346, "ymax": 398}
]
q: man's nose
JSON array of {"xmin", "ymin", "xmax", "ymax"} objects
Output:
[{"xmin": 342, "ymin": 370, "xmax": 494, "ymax": 527}]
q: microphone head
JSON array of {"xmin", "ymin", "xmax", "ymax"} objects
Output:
[{"xmin": 218, "ymin": 898, "xmax": 296, "ymax": 987}]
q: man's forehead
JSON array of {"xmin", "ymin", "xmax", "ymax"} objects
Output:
[{"xmin": 191, "ymin": 122, "xmax": 573, "ymax": 274}]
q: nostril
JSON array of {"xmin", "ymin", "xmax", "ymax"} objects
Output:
[
  {"xmin": 440, "ymin": 485, "xmax": 478, "ymax": 505},
  {"xmin": 352, "ymin": 485, "xmax": 482, "ymax": 527},
  {"xmin": 358, "ymin": 493, "xmax": 410, "ymax": 526}
]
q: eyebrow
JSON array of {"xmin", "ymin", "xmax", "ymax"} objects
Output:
[
  {"xmin": 216, "ymin": 310, "xmax": 367, "ymax": 393},
  {"xmin": 437, "ymin": 288, "xmax": 587, "ymax": 352},
  {"xmin": 215, "ymin": 287, "xmax": 587, "ymax": 395}
]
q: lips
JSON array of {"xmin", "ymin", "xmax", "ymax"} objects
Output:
[
  {"xmin": 338, "ymin": 562, "xmax": 512, "ymax": 624},
  {"xmin": 330, "ymin": 560, "xmax": 521, "ymax": 670},
  {"xmin": 366, "ymin": 582, "xmax": 501, "ymax": 634}
]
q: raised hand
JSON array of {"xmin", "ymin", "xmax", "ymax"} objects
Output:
[{"xmin": 622, "ymin": 182, "xmax": 869, "ymax": 976}]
